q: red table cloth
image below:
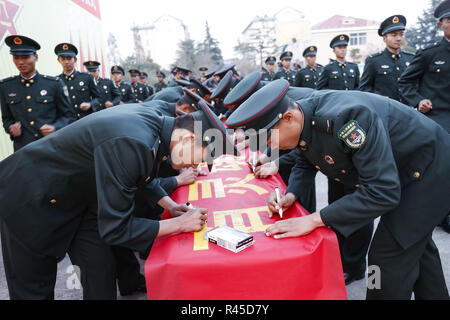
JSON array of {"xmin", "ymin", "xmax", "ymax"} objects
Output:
[{"xmin": 145, "ymin": 149, "xmax": 347, "ymax": 300}]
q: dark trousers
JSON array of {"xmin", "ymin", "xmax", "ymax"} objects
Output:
[
  {"xmin": 328, "ymin": 180, "xmax": 373, "ymax": 275},
  {"xmin": 111, "ymin": 246, "xmax": 145, "ymax": 295},
  {"xmin": 367, "ymin": 221, "xmax": 449, "ymax": 300},
  {"xmin": 0, "ymin": 208, "xmax": 117, "ymax": 300}
]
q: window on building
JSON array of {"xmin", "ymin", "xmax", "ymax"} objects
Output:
[{"xmin": 349, "ymin": 32, "xmax": 367, "ymax": 46}]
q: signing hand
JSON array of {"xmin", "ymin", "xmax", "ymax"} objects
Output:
[
  {"xmin": 176, "ymin": 167, "xmax": 199, "ymax": 186},
  {"xmin": 267, "ymin": 192, "xmax": 296, "ymax": 218},
  {"xmin": 265, "ymin": 212, "xmax": 323, "ymax": 239},
  {"xmin": 255, "ymin": 162, "xmax": 279, "ymax": 179},
  {"xmin": 177, "ymin": 207, "xmax": 208, "ymax": 233}
]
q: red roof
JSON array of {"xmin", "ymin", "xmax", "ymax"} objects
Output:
[{"xmin": 312, "ymin": 15, "xmax": 380, "ymax": 30}]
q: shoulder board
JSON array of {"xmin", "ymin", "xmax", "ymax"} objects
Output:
[
  {"xmin": 422, "ymin": 42, "xmax": 440, "ymax": 51},
  {"xmin": 368, "ymin": 51, "xmax": 383, "ymax": 59},
  {"xmin": 0, "ymin": 76, "xmax": 18, "ymax": 83},
  {"xmin": 402, "ymin": 51, "xmax": 414, "ymax": 56},
  {"xmin": 41, "ymin": 75, "xmax": 59, "ymax": 81}
]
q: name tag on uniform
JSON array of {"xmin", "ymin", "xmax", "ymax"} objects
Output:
[
  {"xmin": 381, "ymin": 65, "xmax": 390, "ymax": 69},
  {"xmin": 434, "ymin": 61, "xmax": 445, "ymax": 65},
  {"xmin": 8, "ymin": 93, "xmax": 16, "ymax": 97},
  {"xmin": 332, "ymin": 71, "xmax": 339, "ymax": 74}
]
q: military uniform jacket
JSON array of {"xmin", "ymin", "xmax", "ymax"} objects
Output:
[
  {"xmin": 96, "ymin": 78, "xmax": 121, "ymax": 110},
  {"xmin": 294, "ymin": 65, "xmax": 324, "ymax": 89},
  {"xmin": 0, "ymin": 106, "xmax": 176, "ymax": 257},
  {"xmin": 399, "ymin": 37, "xmax": 450, "ymax": 133},
  {"xmin": 317, "ymin": 60, "xmax": 360, "ymax": 91},
  {"xmin": 154, "ymin": 82, "xmax": 168, "ymax": 93},
  {"xmin": 115, "ymin": 82, "xmax": 137, "ymax": 104},
  {"xmin": 360, "ymin": 48, "xmax": 414, "ymax": 102},
  {"xmin": 146, "ymin": 86, "xmax": 183, "ymax": 103},
  {"xmin": 261, "ymin": 70, "xmax": 276, "ymax": 82},
  {"xmin": 132, "ymin": 82, "xmax": 151, "ymax": 102},
  {"xmin": 274, "ymin": 68, "xmax": 296, "ymax": 86},
  {"xmin": 286, "ymin": 90, "xmax": 450, "ymax": 250},
  {"xmin": 59, "ymin": 70, "xmax": 102, "ymax": 120},
  {"xmin": 0, "ymin": 73, "xmax": 76, "ymax": 151}
]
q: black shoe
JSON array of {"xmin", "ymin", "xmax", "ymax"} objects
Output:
[
  {"xmin": 120, "ymin": 277, "xmax": 147, "ymax": 296},
  {"xmin": 439, "ymin": 215, "xmax": 450, "ymax": 234},
  {"xmin": 344, "ymin": 271, "xmax": 365, "ymax": 286}
]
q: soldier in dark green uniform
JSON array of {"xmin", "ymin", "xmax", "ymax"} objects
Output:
[
  {"xmin": 55, "ymin": 43, "xmax": 102, "ymax": 120},
  {"xmin": 317, "ymin": 35, "xmax": 360, "ymax": 91},
  {"xmin": 294, "ymin": 46, "xmax": 324, "ymax": 89},
  {"xmin": 111, "ymin": 66, "xmax": 136, "ymax": 104},
  {"xmin": 0, "ymin": 96, "xmax": 238, "ymax": 299},
  {"xmin": 84, "ymin": 61, "xmax": 121, "ymax": 110},
  {"xmin": 360, "ymin": 15, "xmax": 414, "ymax": 102},
  {"xmin": 199, "ymin": 66, "xmax": 208, "ymax": 82},
  {"xmin": 0, "ymin": 36, "xmax": 75, "ymax": 152},
  {"xmin": 227, "ymin": 79, "xmax": 450, "ymax": 300},
  {"xmin": 274, "ymin": 51, "xmax": 296, "ymax": 85},
  {"xmin": 154, "ymin": 71, "xmax": 167, "ymax": 93},
  {"xmin": 129, "ymin": 69, "xmax": 150, "ymax": 103},
  {"xmin": 399, "ymin": 0, "xmax": 450, "ymax": 234},
  {"xmin": 316, "ymin": 35, "xmax": 368, "ymax": 284},
  {"xmin": 139, "ymin": 72, "xmax": 154, "ymax": 97},
  {"xmin": 261, "ymin": 56, "xmax": 277, "ymax": 81},
  {"xmin": 168, "ymin": 67, "xmax": 191, "ymax": 87}
]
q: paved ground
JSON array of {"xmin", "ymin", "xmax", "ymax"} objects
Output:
[{"xmin": 0, "ymin": 172, "xmax": 448, "ymax": 300}]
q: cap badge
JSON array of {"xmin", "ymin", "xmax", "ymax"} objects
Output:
[
  {"xmin": 40, "ymin": 90, "xmax": 47, "ymax": 96},
  {"xmin": 62, "ymin": 44, "xmax": 69, "ymax": 50},
  {"xmin": 339, "ymin": 35, "xmax": 345, "ymax": 41},
  {"xmin": 114, "ymin": 66, "xmax": 118, "ymax": 70},
  {"xmin": 324, "ymin": 155, "xmax": 335, "ymax": 165},
  {"xmin": 310, "ymin": 47, "xmax": 314, "ymax": 51},
  {"xmin": 393, "ymin": 16, "xmax": 400, "ymax": 24},
  {"xmin": 13, "ymin": 37, "xmax": 22, "ymax": 45}
]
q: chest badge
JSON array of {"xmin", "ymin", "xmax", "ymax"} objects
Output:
[
  {"xmin": 338, "ymin": 120, "xmax": 367, "ymax": 149},
  {"xmin": 79, "ymin": 81, "xmax": 84, "ymax": 86},
  {"xmin": 324, "ymin": 155, "xmax": 335, "ymax": 165},
  {"xmin": 434, "ymin": 61, "xmax": 445, "ymax": 65},
  {"xmin": 40, "ymin": 90, "xmax": 47, "ymax": 96},
  {"xmin": 103, "ymin": 85, "xmax": 108, "ymax": 90},
  {"xmin": 350, "ymin": 69, "xmax": 354, "ymax": 73},
  {"xmin": 8, "ymin": 93, "xmax": 16, "ymax": 97}
]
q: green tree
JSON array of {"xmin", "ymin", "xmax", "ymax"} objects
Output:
[
  {"xmin": 197, "ymin": 21, "xmax": 224, "ymax": 67},
  {"xmin": 405, "ymin": 0, "xmax": 443, "ymax": 50},
  {"xmin": 174, "ymin": 39, "xmax": 197, "ymax": 72},
  {"xmin": 121, "ymin": 55, "xmax": 162, "ymax": 87}
]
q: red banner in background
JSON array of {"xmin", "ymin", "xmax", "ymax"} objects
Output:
[
  {"xmin": 145, "ymin": 149, "xmax": 347, "ymax": 300},
  {"xmin": 72, "ymin": 0, "xmax": 101, "ymax": 19}
]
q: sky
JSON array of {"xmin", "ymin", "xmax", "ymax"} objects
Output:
[{"xmin": 99, "ymin": 0, "xmax": 429, "ymax": 60}]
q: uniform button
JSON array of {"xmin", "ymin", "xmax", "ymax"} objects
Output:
[
  {"xmin": 77, "ymin": 114, "xmax": 81, "ymax": 117},
  {"xmin": 312, "ymin": 121, "xmax": 316, "ymax": 126},
  {"xmin": 27, "ymin": 108, "xmax": 32, "ymax": 113},
  {"xmin": 334, "ymin": 178, "xmax": 341, "ymax": 182},
  {"xmin": 315, "ymin": 165, "xmax": 320, "ymax": 170},
  {"xmin": 34, "ymin": 134, "xmax": 39, "ymax": 137},
  {"xmin": 44, "ymin": 100, "xmax": 48, "ymax": 103},
  {"xmin": 355, "ymin": 184, "xmax": 361, "ymax": 188},
  {"xmin": 10, "ymin": 101, "xmax": 14, "ymax": 104},
  {"xmin": 30, "ymin": 121, "xmax": 35, "ymax": 126},
  {"xmin": 25, "ymin": 83, "xmax": 30, "ymax": 87},
  {"xmin": 50, "ymin": 199, "xmax": 57, "ymax": 204},
  {"xmin": 343, "ymin": 73, "xmax": 346, "ymax": 76},
  {"xmin": 72, "ymin": 96, "xmax": 76, "ymax": 99},
  {"xmin": 300, "ymin": 140, "xmax": 307, "ymax": 147},
  {"xmin": 26, "ymin": 96, "xmax": 31, "ymax": 100},
  {"xmin": 70, "ymin": 86, "xmax": 74, "ymax": 90},
  {"xmin": 162, "ymin": 156, "xmax": 168, "ymax": 161},
  {"xmin": 74, "ymin": 105, "xmax": 78, "ymax": 108},
  {"xmin": 437, "ymin": 69, "xmax": 440, "ymax": 73},
  {"xmin": 384, "ymin": 72, "xmax": 387, "ymax": 75},
  {"xmin": 341, "ymin": 170, "xmax": 346, "ymax": 174},
  {"xmin": 396, "ymin": 67, "xmax": 400, "ymax": 71},
  {"xmin": 413, "ymin": 172, "xmax": 421, "ymax": 179}
]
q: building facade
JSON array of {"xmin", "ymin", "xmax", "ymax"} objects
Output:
[{"xmin": 310, "ymin": 15, "xmax": 384, "ymax": 66}]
